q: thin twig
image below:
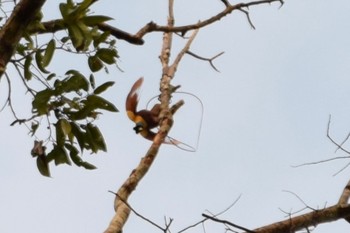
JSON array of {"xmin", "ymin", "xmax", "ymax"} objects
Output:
[
  {"xmin": 202, "ymin": 214, "xmax": 256, "ymax": 233},
  {"xmin": 238, "ymin": 9, "xmax": 256, "ymax": 29},
  {"xmin": 292, "ymin": 156, "xmax": 350, "ymax": 168},
  {"xmin": 108, "ymin": 191, "xmax": 166, "ymax": 232},
  {"xmin": 282, "ymin": 190, "xmax": 316, "ymax": 211},
  {"xmin": 186, "ymin": 51, "xmax": 224, "ymax": 72},
  {"xmin": 178, "ymin": 196, "xmax": 241, "ymax": 233}
]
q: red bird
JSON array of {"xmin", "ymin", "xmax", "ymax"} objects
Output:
[{"xmin": 126, "ymin": 77, "xmax": 161, "ymax": 141}]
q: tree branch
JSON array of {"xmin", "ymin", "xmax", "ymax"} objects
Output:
[
  {"xmin": 30, "ymin": 20, "xmax": 144, "ymax": 45},
  {"xmin": 27, "ymin": 0, "xmax": 282, "ymax": 46},
  {"xmin": 253, "ymin": 204, "xmax": 350, "ymax": 233},
  {"xmin": 135, "ymin": 0, "xmax": 283, "ymax": 39},
  {"xmin": 104, "ymin": 1, "xmax": 185, "ymax": 232},
  {"xmin": 186, "ymin": 51, "xmax": 224, "ymax": 72},
  {"xmin": 203, "ymin": 214, "xmax": 255, "ymax": 233},
  {"xmin": 0, "ymin": 0, "xmax": 46, "ymax": 78}
]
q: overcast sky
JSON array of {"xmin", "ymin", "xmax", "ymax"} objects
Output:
[{"xmin": 1, "ymin": 0, "xmax": 350, "ymax": 232}]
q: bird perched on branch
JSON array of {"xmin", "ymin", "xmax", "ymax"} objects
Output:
[{"xmin": 126, "ymin": 77, "xmax": 162, "ymax": 141}]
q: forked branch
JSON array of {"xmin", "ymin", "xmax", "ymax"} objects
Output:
[
  {"xmin": 207, "ymin": 179, "xmax": 350, "ymax": 233},
  {"xmin": 29, "ymin": 0, "xmax": 283, "ymax": 45}
]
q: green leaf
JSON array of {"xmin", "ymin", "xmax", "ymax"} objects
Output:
[
  {"xmin": 60, "ymin": 118, "xmax": 72, "ymax": 136},
  {"xmin": 47, "ymin": 73, "xmax": 56, "ymax": 81},
  {"xmin": 35, "ymin": 49, "xmax": 50, "ymax": 74},
  {"xmin": 65, "ymin": 143, "xmax": 82, "ymax": 166},
  {"xmin": 93, "ymin": 31, "xmax": 110, "ymax": 47},
  {"xmin": 88, "ymin": 55, "xmax": 103, "ymax": 72},
  {"xmin": 96, "ymin": 48, "xmax": 118, "ymax": 65},
  {"xmin": 67, "ymin": 24, "xmax": 85, "ymax": 51},
  {"xmin": 56, "ymin": 120, "xmax": 66, "ymax": 146},
  {"xmin": 89, "ymin": 74, "xmax": 95, "ymax": 89},
  {"xmin": 80, "ymin": 161, "xmax": 97, "ymax": 170},
  {"xmin": 47, "ymin": 146, "xmax": 71, "ymax": 166},
  {"xmin": 65, "ymin": 143, "xmax": 97, "ymax": 169},
  {"xmin": 24, "ymin": 55, "xmax": 33, "ymax": 80},
  {"xmin": 94, "ymin": 81, "xmax": 114, "ymax": 94},
  {"xmin": 87, "ymin": 95, "xmax": 118, "ymax": 112},
  {"xmin": 32, "ymin": 89, "xmax": 54, "ymax": 115},
  {"xmin": 82, "ymin": 15, "xmax": 113, "ymax": 25},
  {"xmin": 86, "ymin": 123, "xmax": 106, "ymax": 153},
  {"xmin": 61, "ymin": 70, "xmax": 89, "ymax": 92},
  {"xmin": 42, "ymin": 39, "xmax": 56, "ymax": 68},
  {"xmin": 70, "ymin": 122, "xmax": 86, "ymax": 151},
  {"xmin": 30, "ymin": 122, "xmax": 39, "ymax": 136},
  {"xmin": 36, "ymin": 156, "xmax": 51, "ymax": 177}
]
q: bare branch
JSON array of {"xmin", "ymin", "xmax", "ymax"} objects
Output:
[
  {"xmin": 26, "ymin": 0, "xmax": 282, "ymax": 46},
  {"xmin": 338, "ymin": 179, "xmax": 350, "ymax": 205},
  {"xmin": 108, "ymin": 191, "xmax": 166, "ymax": 231},
  {"xmin": 220, "ymin": 0, "xmax": 231, "ymax": 7},
  {"xmin": 238, "ymin": 9, "xmax": 256, "ymax": 29},
  {"xmin": 186, "ymin": 51, "xmax": 224, "ymax": 72},
  {"xmin": 282, "ymin": 190, "xmax": 316, "ymax": 211},
  {"xmin": 327, "ymin": 115, "xmax": 350, "ymax": 154},
  {"xmin": 253, "ymin": 204, "xmax": 350, "ymax": 233},
  {"xmin": 339, "ymin": 179, "xmax": 350, "ymax": 223},
  {"xmin": 168, "ymin": 28, "xmax": 199, "ymax": 76},
  {"xmin": 202, "ymin": 214, "xmax": 255, "ymax": 233},
  {"xmin": 135, "ymin": 0, "xmax": 283, "ymax": 39},
  {"xmin": 178, "ymin": 196, "xmax": 241, "ymax": 233}
]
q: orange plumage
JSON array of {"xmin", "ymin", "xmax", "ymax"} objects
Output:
[{"xmin": 126, "ymin": 77, "xmax": 161, "ymax": 141}]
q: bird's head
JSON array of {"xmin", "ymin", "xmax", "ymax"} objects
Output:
[{"xmin": 133, "ymin": 122, "xmax": 144, "ymax": 134}]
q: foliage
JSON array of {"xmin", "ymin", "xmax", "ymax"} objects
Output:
[{"xmin": 2, "ymin": 0, "xmax": 119, "ymax": 176}]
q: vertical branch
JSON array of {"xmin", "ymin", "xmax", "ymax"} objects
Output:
[
  {"xmin": 104, "ymin": 1, "xmax": 185, "ymax": 233},
  {"xmin": 158, "ymin": 0, "xmax": 175, "ymax": 142}
]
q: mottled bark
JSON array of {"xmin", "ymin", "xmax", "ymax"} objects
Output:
[{"xmin": 0, "ymin": 0, "xmax": 46, "ymax": 78}]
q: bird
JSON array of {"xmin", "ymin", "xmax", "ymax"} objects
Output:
[{"xmin": 126, "ymin": 77, "xmax": 161, "ymax": 141}]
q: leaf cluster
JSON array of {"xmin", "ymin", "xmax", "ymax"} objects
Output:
[
  {"xmin": 28, "ymin": 70, "xmax": 117, "ymax": 176},
  {"xmin": 4, "ymin": 0, "xmax": 121, "ymax": 176}
]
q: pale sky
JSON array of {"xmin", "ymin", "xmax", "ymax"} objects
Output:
[{"xmin": 1, "ymin": 0, "xmax": 350, "ymax": 232}]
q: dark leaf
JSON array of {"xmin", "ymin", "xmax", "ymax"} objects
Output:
[
  {"xmin": 24, "ymin": 55, "xmax": 33, "ymax": 80},
  {"xmin": 47, "ymin": 145, "xmax": 71, "ymax": 166},
  {"xmin": 82, "ymin": 15, "xmax": 113, "ymax": 26},
  {"xmin": 93, "ymin": 81, "xmax": 114, "ymax": 94},
  {"xmin": 87, "ymin": 95, "xmax": 118, "ymax": 112},
  {"xmin": 65, "ymin": 143, "xmax": 82, "ymax": 166},
  {"xmin": 70, "ymin": 122, "xmax": 86, "ymax": 151},
  {"xmin": 96, "ymin": 48, "xmax": 118, "ymax": 65},
  {"xmin": 80, "ymin": 161, "xmax": 97, "ymax": 170},
  {"xmin": 47, "ymin": 73, "xmax": 56, "ymax": 81},
  {"xmin": 42, "ymin": 39, "xmax": 56, "ymax": 68},
  {"xmin": 30, "ymin": 122, "xmax": 39, "ymax": 136},
  {"xmin": 55, "ymin": 120, "xmax": 66, "ymax": 146},
  {"xmin": 93, "ymin": 31, "xmax": 110, "ymax": 47},
  {"xmin": 35, "ymin": 49, "xmax": 50, "ymax": 74},
  {"xmin": 67, "ymin": 24, "xmax": 85, "ymax": 51},
  {"xmin": 32, "ymin": 89, "xmax": 54, "ymax": 115},
  {"xmin": 88, "ymin": 55, "xmax": 103, "ymax": 72},
  {"xmin": 61, "ymin": 70, "xmax": 89, "ymax": 92},
  {"xmin": 89, "ymin": 74, "xmax": 95, "ymax": 89},
  {"xmin": 86, "ymin": 123, "xmax": 107, "ymax": 153},
  {"xmin": 36, "ymin": 156, "xmax": 51, "ymax": 177}
]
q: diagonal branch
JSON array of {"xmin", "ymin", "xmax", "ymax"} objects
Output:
[
  {"xmin": 252, "ymin": 204, "xmax": 350, "ymax": 233},
  {"xmin": 0, "ymin": 0, "xmax": 47, "ymax": 79},
  {"xmin": 186, "ymin": 51, "xmax": 224, "ymax": 72},
  {"xmin": 202, "ymin": 214, "xmax": 255, "ymax": 233},
  {"xmin": 135, "ymin": 0, "xmax": 283, "ymax": 39},
  {"xmin": 28, "ymin": 0, "xmax": 282, "ymax": 45}
]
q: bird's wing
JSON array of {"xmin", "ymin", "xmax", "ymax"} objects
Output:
[{"xmin": 126, "ymin": 77, "xmax": 144, "ymax": 121}]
